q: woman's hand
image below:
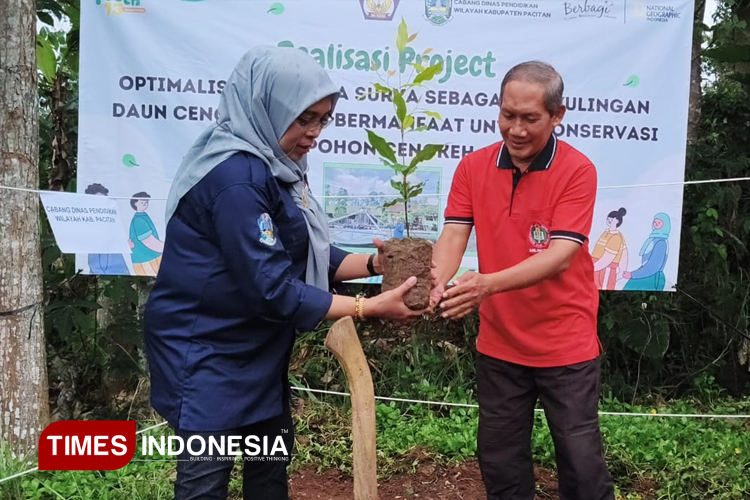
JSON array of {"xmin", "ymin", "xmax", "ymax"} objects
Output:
[
  {"xmin": 365, "ymin": 276, "xmax": 425, "ymax": 321},
  {"xmin": 372, "ymin": 238, "xmax": 385, "ymax": 275}
]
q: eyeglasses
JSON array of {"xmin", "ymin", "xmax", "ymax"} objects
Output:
[{"xmin": 296, "ymin": 114, "xmax": 334, "ymax": 131}]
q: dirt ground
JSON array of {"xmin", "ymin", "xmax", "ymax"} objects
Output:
[
  {"xmin": 289, "ymin": 461, "xmax": 658, "ymax": 500},
  {"xmin": 290, "ymin": 461, "xmax": 558, "ymax": 500}
]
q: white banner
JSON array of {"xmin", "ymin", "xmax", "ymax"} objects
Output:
[
  {"xmin": 77, "ymin": 0, "xmax": 694, "ymax": 290},
  {"xmin": 41, "ymin": 191, "xmax": 131, "ymax": 254}
]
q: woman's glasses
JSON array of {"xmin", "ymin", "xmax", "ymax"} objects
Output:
[{"xmin": 296, "ymin": 114, "xmax": 334, "ymax": 131}]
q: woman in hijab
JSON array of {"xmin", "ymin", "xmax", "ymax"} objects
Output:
[
  {"xmin": 144, "ymin": 46, "xmax": 424, "ymax": 500},
  {"xmin": 622, "ymin": 212, "xmax": 671, "ymax": 291}
]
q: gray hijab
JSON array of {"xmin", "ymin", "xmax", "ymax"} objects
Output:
[{"xmin": 165, "ymin": 46, "xmax": 339, "ymax": 291}]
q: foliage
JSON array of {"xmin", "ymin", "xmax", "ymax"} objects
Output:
[
  {"xmin": 34, "ymin": 0, "xmax": 152, "ymax": 420},
  {"xmin": 9, "ymin": 392, "xmax": 750, "ymax": 499},
  {"xmin": 702, "ymin": 0, "xmax": 750, "ymax": 87},
  {"xmin": 594, "ymin": 76, "xmax": 750, "ymax": 401},
  {"xmin": 359, "ymin": 19, "xmax": 444, "ymax": 237}
]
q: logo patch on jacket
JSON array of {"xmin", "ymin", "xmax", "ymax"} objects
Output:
[
  {"xmin": 529, "ymin": 222, "xmax": 549, "ymax": 252},
  {"xmin": 257, "ymin": 213, "xmax": 277, "ymax": 246}
]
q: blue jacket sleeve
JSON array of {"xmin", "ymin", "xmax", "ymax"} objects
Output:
[
  {"xmin": 631, "ymin": 239, "xmax": 667, "ymax": 279},
  {"xmin": 329, "ymin": 245, "xmax": 350, "ymax": 283},
  {"xmin": 210, "ymin": 183, "xmax": 332, "ymax": 332}
]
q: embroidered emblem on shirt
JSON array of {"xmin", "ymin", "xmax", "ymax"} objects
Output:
[
  {"xmin": 258, "ymin": 213, "xmax": 277, "ymax": 246},
  {"xmin": 529, "ymin": 222, "xmax": 550, "ymax": 253}
]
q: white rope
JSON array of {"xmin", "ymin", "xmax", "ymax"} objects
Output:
[
  {"xmin": 597, "ymin": 176, "xmax": 750, "ymax": 190},
  {"xmin": 0, "ymin": 185, "xmax": 161, "ymax": 200},
  {"xmin": 1, "ymin": 176, "xmax": 749, "ymax": 201},
  {"xmin": 291, "ymin": 386, "xmax": 750, "ymax": 419},
  {"xmin": 1, "ymin": 387, "xmax": 748, "ymax": 486},
  {"xmin": 0, "ymin": 467, "xmax": 39, "ymax": 484},
  {"xmin": 135, "ymin": 421, "xmax": 168, "ymax": 435},
  {"xmin": 0, "ymin": 421, "xmax": 169, "ymax": 485}
]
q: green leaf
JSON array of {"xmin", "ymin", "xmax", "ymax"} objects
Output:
[
  {"xmin": 393, "ymin": 91, "xmax": 407, "ymax": 125},
  {"xmin": 36, "ymin": 34, "xmax": 57, "ymax": 84},
  {"xmin": 380, "ymin": 158, "xmax": 407, "ymax": 174},
  {"xmin": 374, "ymin": 83, "xmax": 391, "ymax": 94},
  {"xmin": 728, "ymin": 72, "xmax": 750, "ymax": 86},
  {"xmin": 366, "ymin": 130, "xmax": 397, "ymax": 164},
  {"xmin": 396, "ymin": 18, "xmax": 408, "ymax": 54},
  {"xmin": 407, "ymin": 185, "xmax": 425, "ymax": 198},
  {"xmin": 703, "ymin": 45, "xmax": 750, "ymax": 63},
  {"xmin": 70, "ymin": 299, "xmax": 102, "ymax": 311},
  {"xmin": 413, "ymin": 61, "xmax": 443, "ymax": 85},
  {"xmin": 267, "ymin": 2, "xmax": 285, "ymax": 15},
  {"xmin": 382, "ymin": 199, "xmax": 404, "ymax": 208},
  {"xmin": 409, "ymin": 144, "xmax": 443, "ymax": 168},
  {"xmin": 403, "ymin": 164, "xmax": 418, "ymax": 177},
  {"xmin": 42, "ymin": 245, "xmax": 61, "ymax": 268},
  {"xmin": 717, "ymin": 244, "xmax": 728, "ymax": 260},
  {"xmin": 390, "ymin": 180, "xmax": 405, "ymax": 193},
  {"xmin": 423, "ymin": 110, "xmax": 442, "ymax": 120},
  {"xmin": 403, "ymin": 115, "xmax": 414, "ymax": 131},
  {"xmin": 37, "ymin": 11, "xmax": 55, "ymax": 27}
]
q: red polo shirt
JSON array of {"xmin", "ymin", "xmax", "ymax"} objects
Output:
[{"xmin": 445, "ymin": 135, "xmax": 600, "ymax": 367}]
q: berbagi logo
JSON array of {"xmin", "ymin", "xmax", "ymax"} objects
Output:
[
  {"xmin": 425, "ymin": 0, "xmax": 453, "ymax": 25},
  {"xmin": 96, "ymin": 0, "xmax": 146, "ymax": 16},
  {"xmin": 633, "ymin": 2, "xmax": 682, "ymax": 23},
  {"xmin": 359, "ymin": 0, "xmax": 400, "ymax": 21},
  {"xmin": 563, "ymin": 0, "xmax": 617, "ymax": 20}
]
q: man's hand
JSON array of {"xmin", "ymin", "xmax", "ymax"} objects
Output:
[
  {"xmin": 429, "ymin": 283, "xmax": 445, "ymax": 312},
  {"xmin": 439, "ymin": 271, "xmax": 493, "ymax": 319}
]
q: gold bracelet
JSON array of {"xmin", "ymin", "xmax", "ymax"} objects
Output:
[{"xmin": 355, "ymin": 294, "xmax": 365, "ymax": 320}]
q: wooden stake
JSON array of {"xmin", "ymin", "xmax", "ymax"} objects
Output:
[{"xmin": 324, "ymin": 316, "xmax": 378, "ymax": 500}]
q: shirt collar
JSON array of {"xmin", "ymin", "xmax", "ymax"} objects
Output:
[{"xmin": 496, "ymin": 134, "xmax": 558, "ymax": 172}]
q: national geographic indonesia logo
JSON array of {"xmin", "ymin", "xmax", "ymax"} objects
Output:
[{"xmin": 633, "ymin": 2, "xmax": 682, "ymax": 23}]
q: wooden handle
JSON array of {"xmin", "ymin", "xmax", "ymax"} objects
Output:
[{"xmin": 324, "ymin": 316, "xmax": 378, "ymax": 500}]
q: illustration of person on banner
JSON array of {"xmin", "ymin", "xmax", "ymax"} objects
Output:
[
  {"xmin": 622, "ymin": 212, "xmax": 671, "ymax": 291},
  {"xmin": 128, "ymin": 191, "xmax": 163, "ymax": 276},
  {"xmin": 84, "ymin": 183, "xmax": 131, "ymax": 275},
  {"xmin": 591, "ymin": 207, "xmax": 628, "ymax": 290},
  {"xmin": 430, "ymin": 61, "xmax": 615, "ymax": 500},
  {"xmin": 143, "ymin": 46, "xmax": 428, "ymax": 500}
]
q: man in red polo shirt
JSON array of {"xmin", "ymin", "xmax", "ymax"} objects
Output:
[{"xmin": 431, "ymin": 61, "xmax": 614, "ymax": 500}]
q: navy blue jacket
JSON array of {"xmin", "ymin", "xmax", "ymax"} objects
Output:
[{"xmin": 144, "ymin": 152, "xmax": 347, "ymax": 431}]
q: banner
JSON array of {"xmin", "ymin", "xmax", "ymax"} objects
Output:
[
  {"xmin": 77, "ymin": 0, "xmax": 694, "ymax": 291},
  {"xmin": 40, "ymin": 191, "xmax": 131, "ymax": 255}
]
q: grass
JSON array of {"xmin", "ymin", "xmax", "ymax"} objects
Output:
[{"xmin": 1, "ymin": 395, "xmax": 749, "ymax": 499}]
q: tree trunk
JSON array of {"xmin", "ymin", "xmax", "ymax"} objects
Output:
[
  {"xmin": 687, "ymin": 0, "xmax": 707, "ymax": 147},
  {"xmin": 48, "ymin": 72, "xmax": 71, "ymax": 192},
  {"xmin": 0, "ymin": 0, "xmax": 50, "ymax": 455}
]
